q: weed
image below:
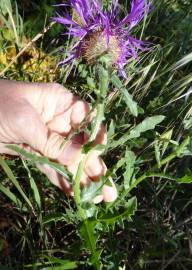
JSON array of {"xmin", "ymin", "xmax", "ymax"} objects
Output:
[{"xmin": 0, "ymin": 0, "xmax": 192, "ymax": 269}]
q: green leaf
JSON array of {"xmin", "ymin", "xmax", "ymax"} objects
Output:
[
  {"xmin": 173, "ymin": 51, "xmax": 192, "ymax": 70},
  {"xmin": 43, "ymin": 214, "xmax": 66, "ymax": 225},
  {"xmin": 178, "ymin": 175, "xmax": 192, "ymax": 184},
  {"xmin": 184, "ymin": 117, "xmax": 192, "ymax": 130},
  {"xmin": 128, "ymin": 116, "xmax": 165, "ymax": 139},
  {"xmin": 0, "ymin": 182, "xmax": 26, "ymax": 211},
  {"xmin": 107, "ymin": 120, "xmax": 115, "ymax": 141},
  {"xmin": 99, "ymin": 65, "xmax": 109, "ymax": 98},
  {"xmin": 22, "ymin": 159, "xmax": 41, "ymax": 210},
  {"xmin": 123, "ymin": 150, "xmax": 136, "ymax": 190},
  {"xmin": 26, "ymin": 258, "xmax": 77, "ymax": 270},
  {"xmin": 87, "ymin": 76, "xmax": 96, "ymax": 89},
  {"xmin": 39, "ymin": 255, "xmax": 77, "ymax": 269},
  {"xmin": 155, "ymin": 129, "xmax": 174, "ymax": 167},
  {"xmin": 0, "ymin": 156, "xmax": 33, "ymax": 211},
  {"xmin": 7, "ymin": 145, "xmax": 72, "ymax": 182},
  {"xmin": 40, "ymin": 262, "xmax": 77, "ymax": 270},
  {"xmin": 160, "ymin": 129, "xmax": 173, "ymax": 156},
  {"xmin": 110, "ymin": 115, "xmax": 165, "ymax": 149},
  {"xmin": 83, "ymin": 143, "xmax": 105, "ymax": 154},
  {"xmin": 98, "ymin": 197, "xmax": 137, "ymax": 224},
  {"xmin": 111, "ymin": 74, "xmax": 138, "ymax": 117},
  {"xmin": 120, "ymin": 87, "xmax": 138, "ymax": 117},
  {"xmin": 158, "ymin": 137, "xmax": 190, "ymax": 168},
  {"xmin": 90, "ymin": 249, "xmax": 103, "ymax": 269},
  {"xmin": 154, "ymin": 140, "xmax": 161, "ymax": 167},
  {"xmin": 81, "ymin": 181, "xmax": 103, "ymax": 204},
  {"xmin": 80, "ymin": 220, "xmax": 97, "ymax": 252},
  {"xmin": 80, "ymin": 220, "xmax": 101, "ymax": 269},
  {"xmin": 106, "ymin": 157, "xmax": 127, "ymax": 178}
]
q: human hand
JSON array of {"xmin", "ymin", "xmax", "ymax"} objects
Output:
[{"xmin": 0, "ymin": 80, "xmax": 117, "ymax": 202}]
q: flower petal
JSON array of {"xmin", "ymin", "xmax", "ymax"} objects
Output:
[
  {"xmin": 54, "ymin": 0, "xmax": 153, "ymax": 77},
  {"xmin": 119, "ymin": 0, "xmax": 152, "ymax": 29},
  {"xmin": 52, "ymin": 16, "xmax": 77, "ymax": 26}
]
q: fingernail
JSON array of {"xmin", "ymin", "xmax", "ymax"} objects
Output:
[
  {"xmin": 58, "ymin": 140, "xmax": 82, "ymax": 166},
  {"xmin": 71, "ymin": 100, "xmax": 89, "ymax": 128}
]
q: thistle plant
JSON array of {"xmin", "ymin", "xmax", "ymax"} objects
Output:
[
  {"xmin": 1, "ymin": 1, "xmax": 192, "ymax": 269},
  {"xmin": 53, "ymin": 0, "xmax": 153, "ymax": 164},
  {"xmin": 53, "ymin": 1, "xmax": 153, "ymax": 269}
]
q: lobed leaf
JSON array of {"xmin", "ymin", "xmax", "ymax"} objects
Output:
[
  {"xmin": 178, "ymin": 175, "xmax": 192, "ymax": 184},
  {"xmin": 110, "ymin": 115, "xmax": 165, "ymax": 149},
  {"xmin": 111, "ymin": 74, "xmax": 138, "ymax": 117},
  {"xmin": 98, "ymin": 197, "xmax": 137, "ymax": 224},
  {"xmin": 123, "ymin": 150, "xmax": 136, "ymax": 190}
]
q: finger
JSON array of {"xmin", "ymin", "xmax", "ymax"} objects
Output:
[
  {"xmin": 36, "ymin": 163, "xmax": 73, "ymax": 195},
  {"xmin": 54, "ymin": 134, "xmax": 83, "ymax": 166},
  {"xmin": 70, "ymin": 100, "xmax": 90, "ymax": 128},
  {"xmin": 17, "ymin": 82, "xmax": 89, "ymax": 127},
  {"xmin": 47, "ymin": 99, "xmax": 90, "ymax": 136},
  {"xmin": 0, "ymin": 141, "xmax": 73, "ymax": 195},
  {"xmin": 47, "ymin": 107, "xmax": 72, "ymax": 135},
  {"xmin": 0, "ymin": 94, "xmax": 81, "ymax": 168},
  {"xmin": 0, "ymin": 93, "xmax": 81, "ymax": 165},
  {"xmin": 85, "ymin": 151, "xmax": 107, "ymax": 181},
  {"xmin": 15, "ymin": 82, "xmax": 75, "ymax": 123},
  {"xmin": 68, "ymin": 161, "xmax": 91, "ymax": 188},
  {"xmin": 92, "ymin": 124, "xmax": 107, "ymax": 156},
  {"xmin": 101, "ymin": 178, "xmax": 118, "ymax": 202},
  {"xmin": 93, "ymin": 178, "xmax": 118, "ymax": 203},
  {"xmin": 93, "ymin": 124, "xmax": 107, "ymax": 146}
]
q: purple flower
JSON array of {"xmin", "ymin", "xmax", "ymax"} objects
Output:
[{"xmin": 53, "ymin": 0, "xmax": 153, "ymax": 77}]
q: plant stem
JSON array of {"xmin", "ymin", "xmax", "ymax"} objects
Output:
[
  {"xmin": 73, "ymin": 65, "xmax": 109, "ymax": 270},
  {"xmin": 74, "ymin": 156, "xmax": 87, "ymax": 220},
  {"xmin": 123, "ymin": 172, "xmax": 177, "ymax": 196},
  {"xmin": 89, "ymin": 65, "xmax": 108, "ymax": 142},
  {"xmin": 89, "ymin": 103, "xmax": 104, "ymax": 142},
  {"xmin": 74, "ymin": 65, "xmax": 109, "ymax": 216},
  {"xmin": 158, "ymin": 136, "xmax": 190, "ymax": 168}
]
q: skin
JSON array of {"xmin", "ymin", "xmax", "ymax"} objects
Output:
[{"xmin": 0, "ymin": 80, "xmax": 117, "ymax": 202}]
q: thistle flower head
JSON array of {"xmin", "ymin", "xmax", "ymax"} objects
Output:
[{"xmin": 53, "ymin": 0, "xmax": 153, "ymax": 77}]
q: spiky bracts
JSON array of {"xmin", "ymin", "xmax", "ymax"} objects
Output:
[{"xmin": 53, "ymin": 0, "xmax": 152, "ymax": 76}]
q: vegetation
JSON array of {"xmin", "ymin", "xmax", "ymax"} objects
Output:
[{"xmin": 0, "ymin": 0, "xmax": 192, "ymax": 269}]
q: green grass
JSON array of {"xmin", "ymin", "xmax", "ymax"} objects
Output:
[{"xmin": 1, "ymin": 0, "xmax": 192, "ymax": 269}]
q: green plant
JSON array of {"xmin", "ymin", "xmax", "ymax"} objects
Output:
[{"xmin": 1, "ymin": 0, "xmax": 192, "ymax": 269}]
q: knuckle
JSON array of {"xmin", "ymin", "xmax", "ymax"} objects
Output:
[
  {"xmin": 14, "ymin": 103, "xmax": 34, "ymax": 128},
  {"xmin": 42, "ymin": 132, "xmax": 64, "ymax": 160},
  {"xmin": 51, "ymin": 82, "xmax": 67, "ymax": 93}
]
